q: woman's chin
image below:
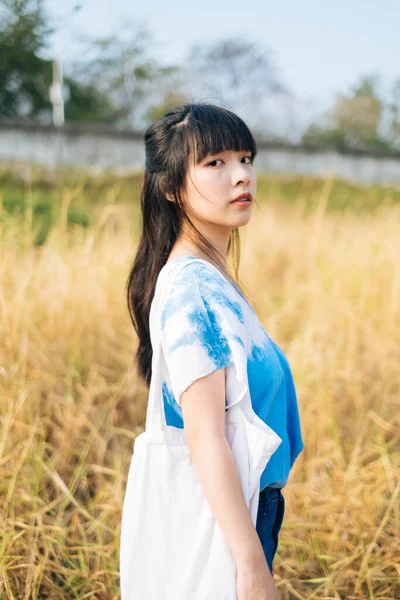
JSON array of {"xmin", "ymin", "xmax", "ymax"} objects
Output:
[{"xmin": 232, "ymin": 211, "xmax": 253, "ymax": 227}]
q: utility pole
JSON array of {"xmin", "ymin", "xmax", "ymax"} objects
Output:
[
  {"xmin": 49, "ymin": 3, "xmax": 83, "ymax": 127},
  {"xmin": 49, "ymin": 57, "xmax": 65, "ymax": 127}
]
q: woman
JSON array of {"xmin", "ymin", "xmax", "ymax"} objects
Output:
[{"xmin": 126, "ymin": 103, "xmax": 304, "ymax": 599}]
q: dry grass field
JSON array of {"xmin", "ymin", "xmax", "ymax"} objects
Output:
[{"xmin": 0, "ymin": 168, "xmax": 399, "ymax": 599}]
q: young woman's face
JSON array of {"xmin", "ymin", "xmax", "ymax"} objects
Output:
[{"xmin": 181, "ymin": 149, "xmax": 256, "ymax": 229}]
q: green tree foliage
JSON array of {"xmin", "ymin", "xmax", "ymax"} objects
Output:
[
  {"xmin": 77, "ymin": 21, "xmax": 181, "ymax": 129},
  {"xmin": 302, "ymin": 74, "xmax": 395, "ymax": 153},
  {"xmin": 0, "ymin": 0, "xmax": 53, "ymax": 119},
  {"xmin": 63, "ymin": 77, "xmax": 116, "ymax": 124},
  {"xmin": 145, "ymin": 89, "xmax": 190, "ymax": 124},
  {"xmin": 388, "ymin": 78, "xmax": 400, "ymax": 150},
  {"xmin": 331, "ymin": 75, "xmax": 385, "ymax": 149},
  {"xmin": 0, "ymin": 0, "xmax": 118, "ymax": 123}
]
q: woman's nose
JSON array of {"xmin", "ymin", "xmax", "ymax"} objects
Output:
[{"xmin": 233, "ymin": 165, "xmax": 251, "ymax": 185}]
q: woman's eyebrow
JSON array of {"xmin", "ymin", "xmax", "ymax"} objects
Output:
[{"xmin": 205, "ymin": 150, "xmax": 250, "ymax": 159}]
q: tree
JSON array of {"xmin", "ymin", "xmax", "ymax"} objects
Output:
[
  {"xmin": 0, "ymin": 0, "xmax": 116, "ymax": 123},
  {"xmin": 302, "ymin": 74, "xmax": 393, "ymax": 152},
  {"xmin": 331, "ymin": 75, "xmax": 384, "ymax": 148},
  {"xmin": 75, "ymin": 20, "xmax": 181, "ymax": 129},
  {"xmin": 63, "ymin": 77, "xmax": 117, "ymax": 124},
  {"xmin": 145, "ymin": 89, "xmax": 190, "ymax": 124},
  {"xmin": 185, "ymin": 38, "xmax": 289, "ymax": 132},
  {"xmin": 0, "ymin": 0, "xmax": 53, "ymax": 119},
  {"xmin": 388, "ymin": 77, "xmax": 400, "ymax": 150}
]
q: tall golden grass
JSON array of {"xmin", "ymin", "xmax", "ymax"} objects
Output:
[{"xmin": 0, "ymin": 175, "xmax": 399, "ymax": 599}]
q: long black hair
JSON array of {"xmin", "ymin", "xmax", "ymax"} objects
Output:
[{"xmin": 126, "ymin": 102, "xmax": 258, "ymax": 387}]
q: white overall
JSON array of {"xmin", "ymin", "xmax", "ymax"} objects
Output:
[{"xmin": 119, "ymin": 258, "xmax": 282, "ymax": 600}]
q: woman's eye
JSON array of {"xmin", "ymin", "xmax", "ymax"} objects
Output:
[{"xmin": 206, "ymin": 156, "xmax": 253, "ymax": 166}]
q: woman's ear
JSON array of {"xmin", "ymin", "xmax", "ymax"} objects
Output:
[{"xmin": 159, "ymin": 174, "xmax": 175, "ymax": 203}]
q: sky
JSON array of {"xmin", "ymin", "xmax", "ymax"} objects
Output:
[{"xmin": 46, "ymin": 0, "xmax": 400, "ymax": 138}]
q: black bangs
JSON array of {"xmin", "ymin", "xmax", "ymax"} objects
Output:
[{"xmin": 177, "ymin": 104, "xmax": 257, "ymax": 165}]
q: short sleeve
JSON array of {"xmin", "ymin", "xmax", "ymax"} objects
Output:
[{"xmin": 160, "ymin": 262, "xmax": 239, "ymax": 406}]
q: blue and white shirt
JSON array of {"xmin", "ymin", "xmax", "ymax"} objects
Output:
[{"xmin": 157, "ymin": 255, "xmax": 304, "ymax": 490}]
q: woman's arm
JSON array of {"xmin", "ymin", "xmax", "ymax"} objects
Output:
[{"xmin": 179, "ymin": 366, "xmax": 270, "ymax": 572}]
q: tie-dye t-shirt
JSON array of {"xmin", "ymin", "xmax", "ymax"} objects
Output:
[{"xmin": 158, "ymin": 255, "xmax": 304, "ymax": 490}]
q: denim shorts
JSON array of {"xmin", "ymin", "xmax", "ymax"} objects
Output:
[{"xmin": 255, "ymin": 486, "xmax": 285, "ymax": 573}]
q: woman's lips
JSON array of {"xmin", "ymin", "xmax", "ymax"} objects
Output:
[
  {"xmin": 231, "ymin": 197, "xmax": 252, "ymax": 206},
  {"xmin": 231, "ymin": 193, "xmax": 253, "ymax": 204}
]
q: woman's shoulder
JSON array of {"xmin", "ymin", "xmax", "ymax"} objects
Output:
[
  {"xmin": 159, "ymin": 257, "xmax": 230, "ymax": 299},
  {"xmin": 174, "ymin": 258, "xmax": 228, "ymax": 289},
  {"xmin": 161, "ymin": 258, "xmax": 248, "ymax": 335},
  {"xmin": 167, "ymin": 258, "xmax": 242, "ymax": 308}
]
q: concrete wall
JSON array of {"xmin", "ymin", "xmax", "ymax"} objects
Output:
[
  {"xmin": 1, "ymin": 119, "xmax": 400, "ymax": 185},
  {"xmin": 0, "ymin": 120, "xmax": 144, "ymax": 172}
]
